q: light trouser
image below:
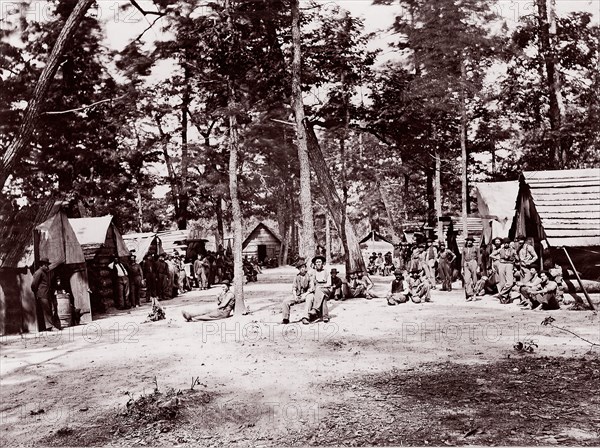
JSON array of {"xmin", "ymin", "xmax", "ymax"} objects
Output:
[
  {"xmin": 497, "ymin": 262, "xmax": 515, "ymax": 300},
  {"xmin": 463, "ymin": 260, "xmax": 478, "ymax": 297},
  {"xmin": 306, "ymin": 286, "xmax": 330, "ymax": 319},
  {"xmin": 281, "ymin": 294, "xmax": 311, "ymax": 320},
  {"xmin": 423, "ymin": 260, "xmax": 437, "ymax": 286}
]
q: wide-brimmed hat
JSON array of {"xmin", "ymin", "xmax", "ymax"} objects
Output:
[
  {"xmin": 502, "ymin": 237, "xmax": 511, "ymax": 244},
  {"xmin": 410, "ymin": 269, "xmax": 421, "ymax": 275},
  {"xmin": 39, "ymin": 257, "xmax": 50, "ymax": 265},
  {"xmin": 295, "ymin": 258, "xmax": 307, "ymax": 269},
  {"xmin": 394, "ymin": 269, "xmax": 403, "ymax": 276},
  {"xmin": 330, "ymin": 268, "xmax": 339, "ymax": 274},
  {"xmin": 222, "ymin": 279, "xmax": 231, "ymax": 287},
  {"xmin": 311, "ymin": 255, "xmax": 326, "ymax": 265},
  {"xmin": 465, "ymin": 236, "xmax": 475, "ymax": 242},
  {"xmin": 516, "ymin": 235, "xmax": 526, "ymax": 241}
]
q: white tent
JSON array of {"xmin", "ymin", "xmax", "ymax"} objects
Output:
[
  {"xmin": 123, "ymin": 232, "xmax": 163, "ymax": 259},
  {"xmin": 474, "ymin": 181, "xmax": 519, "ymax": 245}
]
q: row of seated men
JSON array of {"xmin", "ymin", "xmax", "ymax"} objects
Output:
[{"xmin": 281, "ymin": 256, "xmax": 435, "ymax": 325}]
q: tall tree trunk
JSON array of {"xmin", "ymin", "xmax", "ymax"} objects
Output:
[
  {"xmin": 291, "ymin": 0, "xmax": 316, "ymax": 259},
  {"xmin": 376, "ymin": 179, "xmax": 399, "ymax": 242},
  {"xmin": 137, "ymin": 187, "xmax": 143, "ymax": 232},
  {"xmin": 225, "ymin": 0, "xmax": 245, "ymax": 315},
  {"xmin": 435, "ymin": 148, "xmax": 443, "ymax": 241},
  {"xmin": 0, "ymin": 0, "xmax": 95, "ymax": 188},
  {"xmin": 305, "ymin": 123, "xmax": 366, "ymax": 273},
  {"xmin": 536, "ymin": 0, "xmax": 566, "ymax": 167},
  {"xmin": 215, "ymin": 196, "xmax": 224, "ymax": 250},
  {"xmin": 177, "ymin": 63, "xmax": 191, "ymax": 230},
  {"xmin": 325, "ymin": 213, "xmax": 332, "ymax": 263},
  {"xmin": 426, "ymin": 168, "xmax": 435, "ymax": 229},
  {"xmin": 156, "ymin": 116, "xmax": 181, "ymax": 221},
  {"xmin": 460, "ymin": 58, "xmax": 469, "ymax": 238}
]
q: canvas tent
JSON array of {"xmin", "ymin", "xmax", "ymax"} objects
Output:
[
  {"xmin": 359, "ymin": 230, "xmax": 394, "ymax": 263},
  {"xmin": 511, "ymin": 169, "xmax": 600, "ymax": 279},
  {"xmin": 0, "ymin": 202, "xmax": 90, "ymax": 334},
  {"xmin": 158, "ymin": 230, "xmax": 189, "ymax": 256},
  {"xmin": 69, "ymin": 216, "xmax": 130, "ymax": 312},
  {"xmin": 123, "ymin": 232, "xmax": 163, "ymax": 260},
  {"xmin": 242, "ymin": 223, "xmax": 281, "ymax": 263},
  {"xmin": 474, "ymin": 181, "xmax": 519, "ymax": 245}
]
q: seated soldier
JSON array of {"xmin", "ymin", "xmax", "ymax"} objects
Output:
[
  {"xmin": 344, "ymin": 271, "xmax": 375, "ymax": 299},
  {"xmin": 387, "ymin": 269, "xmax": 411, "ymax": 305},
  {"xmin": 330, "ymin": 268, "xmax": 343, "ymax": 301},
  {"xmin": 367, "ymin": 259, "xmax": 377, "ymax": 276},
  {"xmin": 357, "ymin": 271, "xmax": 376, "ymax": 299},
  {"xmin": 345, "ymin": 271, "xmax": 363, "ymax": 298},
  {"xmin": 302, "ymin": 255, "xmax": 331, "ymax": 324},
  {"xmin": 520, "ymin": 270, "xmax": 559, "ymax": 311},
  {"xmin": 182, "ymin": 281, "xmax": 236, "ymax": 321},
  {"xmin": 408, "ymin": 269, "xmax": 431, "ymax": 303},
  {"xmin": 374, "ymin": 253, "xmax": 384, "ymax": 275},
  {"xmin": 517, "ymin": 265, "xmax": 542, "ymax": 306},
  {"xmin": 282, "ymin": 259, "xmax": 314, "ymax": 324}
]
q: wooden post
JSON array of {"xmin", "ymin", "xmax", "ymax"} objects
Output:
[{"xmin": 562, "ymin": 247, "xmax": 595, "ymax": 310}]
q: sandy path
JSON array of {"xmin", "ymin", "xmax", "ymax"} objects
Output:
[{"xmin": 1, "ymin": 266, "xmax": 598, "ymax": 446}]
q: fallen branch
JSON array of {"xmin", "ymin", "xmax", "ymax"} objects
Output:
[{"xmin": 541, "ymin": 316, "xmax": 599, "ymax": 348}]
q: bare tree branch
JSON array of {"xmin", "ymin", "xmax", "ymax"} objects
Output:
[{"xmin": 44, "ymin": 94, "xmax": 127, "ymax": 115}]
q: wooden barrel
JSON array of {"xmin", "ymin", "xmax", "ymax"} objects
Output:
[{"xmin": 56, "ymin": 293, "xmax": 72, "ymax": 328}]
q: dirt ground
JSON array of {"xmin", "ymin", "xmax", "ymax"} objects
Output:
[{"xmin": 1, "ymin": 266, "xmax": 599, "ymax": 447}]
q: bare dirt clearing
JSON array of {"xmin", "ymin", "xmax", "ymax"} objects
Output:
[{"xmin": 1, "ymin": 266, "xmax": 599, "ymax": 446}]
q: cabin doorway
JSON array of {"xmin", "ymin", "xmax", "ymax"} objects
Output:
[{"xmin": 257, "ymin": 245, "xmax": 267, "ymax": 262}]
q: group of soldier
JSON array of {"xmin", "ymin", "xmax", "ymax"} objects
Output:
[
  {"xmin": 280, "ymin": 234, "xmax": 560, "ymax": 324},
  {"xmin": 396, "ymin": 235, "xmax": 559, "ymax": 310}
]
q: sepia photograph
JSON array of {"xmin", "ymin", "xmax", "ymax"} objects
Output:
[{"xmin": 0, "ymin": 0, "xmax": 599, "ymax": 446}]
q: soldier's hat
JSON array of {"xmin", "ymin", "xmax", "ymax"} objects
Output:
[
  {"xmin": 295, "ymin": 258, "xmax": 307, "ymax": 269},
  {"xmin": 311, "ymin": 255, "xmax": 326, "ymax": 265}
]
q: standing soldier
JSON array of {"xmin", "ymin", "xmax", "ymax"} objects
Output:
[
  {"xmin": 437, "ymin": 242, "xmax": 456, "ymax": 291},
  {"xmin": 128, "ymin": 254, "xmax": 144, "ymax": 308},
  {"xmin": 423, "ymin": 239, "xmax": 438, "ymax": 288},
  {"xmin": 488, "ymin": 237, "xmax": 503, "ymax": 291},
  {"xmin": 156, "ymin": 253, "xmax": 170, "ymax": 300},
  {"xmin": 496, "ymin": 237, "xmax": 518, "ymax": 303},
  {"xmin": 31, "ymin": 257, "xmax": 56, "ymax": 331},
  {"xmin": 409, "ymin": 243, "xmax": 423, "ymax": 273},
  {"xmin": 109, "ymin": 256, "xmax": 130, "ymax": 309},
  {"xmin": 461, "ymin": 236, "xmax": 480, "ymax": 301},
  {"xmin": 516, "ymin": 236, "xmax": 538, "ymax": 283},
  {"xmin": 141, "ymin": 254, "xmax": 156, "ymax": 301}
]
